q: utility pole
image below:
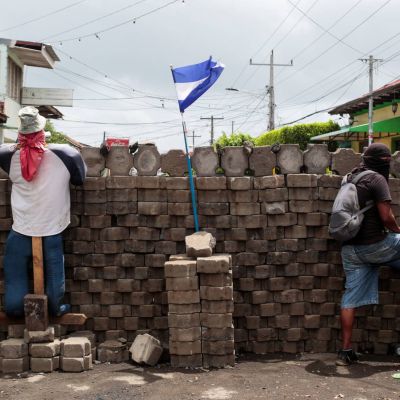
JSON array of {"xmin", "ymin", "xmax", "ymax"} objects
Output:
[
  {"xmin": 231, "ymin": 121, "xmax": 234, "ymax": 134},
  {"xmin": 200, "ymin": 115, "xmax": 224, "ymax": 145},
  {"xmin": 360, "ymin": 55, "xmax": 382, "ymax": 146},
  {"xmin": 250, "ymin": 50, "xmax": 293, "ymax": 131},
  {"xmin": 187, "ymin": 129, "xmax": 200, "ymax": 150}
]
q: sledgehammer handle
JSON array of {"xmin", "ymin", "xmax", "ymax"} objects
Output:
[{"xmin": 32, "ymin": 237, "xmax": 45, "ymax": 295}]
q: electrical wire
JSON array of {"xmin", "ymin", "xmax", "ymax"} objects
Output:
[
  {"xmin": 48, "ymin": 0, "xmax": 181, "ymax": 44},
  {"xmin": 41, "ymin": 0, "xmax": 151, "ymax": 41},
  {"xmin": 0, "ymin": 0, "xmax": 88, "ymax": 33}
]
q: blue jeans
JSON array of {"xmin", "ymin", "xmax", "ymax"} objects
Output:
[
  {"xmin": 3, "ymin": 229, "xmax": 68, "ymax": 317},
  {"xmin": 341, "ymin": 233, "xmax": 400, "ymax": 309}
]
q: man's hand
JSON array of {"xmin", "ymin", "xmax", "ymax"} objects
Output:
[{"xmin": 377, "ymin": 201, "xmax": 400, "ymax": 233}]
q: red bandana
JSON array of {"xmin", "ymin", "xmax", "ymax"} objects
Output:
[{"xmin": 18, "ymin": 130, "xmax": 46, "ymax": 182}]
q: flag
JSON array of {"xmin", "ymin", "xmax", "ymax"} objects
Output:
[{"xmin": 171, "ymin": 57, "xmax": 224, "ymax": 113}]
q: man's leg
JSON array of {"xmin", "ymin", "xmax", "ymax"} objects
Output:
[
  {"xmin": 340, "ymin": 308, "xmax": 355, "ymax": 350},
  {"xmin": 4, "ymin": 230, "xmax": 32, "ymax": 317},
  {"xmin": 43, "ymin": 233, "xmax": 69, "ymax": 316}
]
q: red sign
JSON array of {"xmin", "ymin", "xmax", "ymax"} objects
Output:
[{"xmin": 105, "ymin": 137, "xmax": 129, "ymax": 147}]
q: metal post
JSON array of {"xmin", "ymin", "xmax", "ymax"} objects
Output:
[
  {"xmin": 368, "ymin": 55, "xmax": 374, "ymax": 146},
  {"xmin": 250, "ymin": 51, "xmax": 293, "ymax": 131},
  {"xmin": 200, "ymin": 115, "xmax": 224, "ymax": 145}
]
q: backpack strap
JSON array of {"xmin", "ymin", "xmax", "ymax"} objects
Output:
[{"xmin": 351, "ymin": 170, "xmax": 377, "ymax": 184}]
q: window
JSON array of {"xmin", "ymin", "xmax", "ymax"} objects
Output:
[{"xmin": 7, "ymin": 57, "xmax": 22, "ymax": 102}]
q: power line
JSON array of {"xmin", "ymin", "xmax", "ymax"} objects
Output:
[
  {"xmin": 41, "ymin": 0, "xmax": 151, "ymax": 41},
  {"xmin": 48, "ymin": 0, "xmax": 181, "ymax": 44},
  {"xmin": 0, "ymin": 0, "xmax": 88, "ymax": 33}
]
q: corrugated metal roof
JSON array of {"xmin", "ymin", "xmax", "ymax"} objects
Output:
[{"xmin": 330, "ymin": 79, "xmax": 400, "ymax": 115}]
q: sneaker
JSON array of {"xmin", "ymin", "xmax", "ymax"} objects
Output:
[
  {"xmin": 336, "ymin": 349, "xmax": 359, "ymax": 366},
  {"xmin": 56, "ymin": 304, "xmax": 71, "ymax": 317}
]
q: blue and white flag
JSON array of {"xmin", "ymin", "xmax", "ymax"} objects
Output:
[{"xmin": 171, "ymin": 57, "xmax": 224, "ymax": 113}]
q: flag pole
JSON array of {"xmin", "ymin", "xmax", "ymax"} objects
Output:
[{"xmin": 170, "ymin": 65, "xmax": 200, "ymax": 232}]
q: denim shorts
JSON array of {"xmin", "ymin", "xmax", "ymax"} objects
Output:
[{"xmin": 341, "ymin": 233, "xmax": 400, "ymax": 309}]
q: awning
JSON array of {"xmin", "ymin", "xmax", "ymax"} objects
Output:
[
  {"xmin": 349, "ymin": 116, "xmax": 400, "ymax": 133},
  {"xmin": 311, "ymin": 126, "xmax": 350, "ymax": 141}
]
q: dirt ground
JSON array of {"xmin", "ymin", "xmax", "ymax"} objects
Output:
[{"xmin": 1, "ymin": 353, "xmax": 400, "ymax": 400}]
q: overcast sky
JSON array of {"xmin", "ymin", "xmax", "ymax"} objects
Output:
[{"xmin": 2, "ymin": 0, "xmax": 400, "ymax": 151}]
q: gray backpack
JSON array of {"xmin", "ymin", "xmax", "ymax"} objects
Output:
[{"xmin": 329, "ymin": 170, "xmax": 376, "ymax": 242}]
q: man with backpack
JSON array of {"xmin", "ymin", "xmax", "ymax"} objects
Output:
[{"xmin": 329, "ymin": 143, "xmax": 400, "ymax": 366}]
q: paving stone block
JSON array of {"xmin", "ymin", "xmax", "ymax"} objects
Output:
[
  {"xmin": 166, "ymin": 277, "xmax": 199, "ymax": 291},
  {"xmin": 61, "ymin": 355, "xmax": 92, "ymax": 372},
  {"xmin": 161, "ymin": 149, "xmax": 188, "ymax": 176},
  {"xmin": 249, "ymin": 146, "xmax": 276, "ymax": 176},
  {"xmin": 185, "ymin": 231, "xmax": 216, "ymax": 258},
  {"xmin": 133, "ymin": 144, "xmax": 160, "ymax": 176},
  {"xmin": 196, "ymin": 254, "xmax": 231, "ymax": 274},
  {"xmin": 277, "ymin": 144, "xmax": 303, "ymax": 174},
  {"xmin": 262, "ymin": 201, "xmax": 288, "ymax": 214},
  {"xmin": 81, "ymin": 147, "xmax": 105, "ymax": 177},
  {"xmin": 202, "ymin": 327, "xmax": 234, "ymax": 341},
  {"xmin": 168, "ymin": 290, "xmax": 200, "ymax": 304},
  {"xmin": 170, "ymin": 354, "xmax": 203, "ymax": 368},
  {"xmin": 105, "ymin": 146, "xmax": 134, "ymax": 176},
  {"xmin": 7, "ymin": 325, "xmax": 25, "ymax": 339},
  {"xmin": 201, "ymin": 300, "xmax": 234, "ymax": 314},
  {"xmin": 303, "ymin": 144, "xmax": 331, "ymax": 174},
  {"xmin": 97, "ymin": 340, "xmax": 128, "ymax": 363},
  {"xmin": 165, "ymin": 260, "xmax": 197, "ymax": 278},
  {"xmin": 168, "ymin": 313, "xmax": 200, "ymax": 328},
  {"xmin": 202, "ymin": 354, "xmax": 235, "ymax": 368},
  {"xmin": 0, "ymin": 339, "xmax": 28, "ymax": 358},
  {"xmin": 192, "ymin": 146, "xmax": 219, "ymax": 176},
  {"xmin": 195, "ymin": 177, "xmax": 226, "ymax": 190},
  {"xmin": 200, "ymin": 286, "xmax": 233, "ymax": 301},
  {"xmin": 221, "ymin": 146, "xmax": 248, "ymax": 176},
  {"xmin": 169, "ymin": 340, "xmax": 201, "ymax": 355},
  {"xmin": 1, "ymin": 356, "xmax": 29, "ymax": 373},
  {"xmin": 331, "ymin": 148, "xmax": 361, "ymax": 176},
  {"xmin": 68, "ymin": 331, "xmax": 96, "ymax": 348},
  {"xmin": 129, "ymin": 333, "xmax": 162, "ymax": 366},
  {"xmin": 24, "ymin": 294, "xmax": 48, "ymax": 331},
  {"xmin": 24, "ymin": 327, "xmax": 55, "ymax": 344},
  {"xmin": 30, "ymin": 356, "xmax": 58, "ymax": 373},
  {"xmin": 169, "ymin": 327, "xmax": 202, "ymax": 342},
  {"xmin": 169, "ymin": 303, "xmax": 201, "ymax": 314},
  {"xmin": 61, "ymin": 337, "xmax": 91, "ymax": 357},
  {"xmin": 200, "ymin": 313, "xmax": 233, "ymax": 328},
  {"xmin": 29, "ymin": 339, "xmax": 60, "ymax": 358}
]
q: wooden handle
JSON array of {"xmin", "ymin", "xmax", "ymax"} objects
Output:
[{"xmin": 32, "ymin": 237, "xmax": 44, "ymax": 295}]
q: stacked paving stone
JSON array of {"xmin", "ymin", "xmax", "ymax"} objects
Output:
[
  {"xmin": 1, "ymin": 144, "xmax": 400, "ymax": 356},
  {"xmin": 166, "ymin": 232, "xmax": 234, "ymax": 368},
  {"xmin": 60, "ymin": 337, "xmax": 92, "ymax": 372}
]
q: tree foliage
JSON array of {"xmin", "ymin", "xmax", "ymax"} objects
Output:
[
  {"xmin": 214, "ymin": 132, "xmax": 255, "ymax": 148},
  {"xmin": 44, "ymin": 121, "xmax": 70, "ymax": 145},
  {"xmin": 254, "ymin": 120, "xmax": 340, "ymax": 150}
]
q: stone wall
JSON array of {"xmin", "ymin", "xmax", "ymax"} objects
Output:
[{"xmin": 0, "ymin": 144, "xmax": 399, "ymax": 356}]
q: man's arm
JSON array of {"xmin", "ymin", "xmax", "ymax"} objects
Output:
[{"xmin": 377, "ymin": 201, "xmax": 400, "ymax": 233}]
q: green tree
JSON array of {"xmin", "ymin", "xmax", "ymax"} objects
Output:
[
  {"xmin": 44, "ymin": 121, "xmax": 70, "ymax": 145},
  {"xmin": 214, "ymin": 131, "xmax": 255, "ymax": 148}
]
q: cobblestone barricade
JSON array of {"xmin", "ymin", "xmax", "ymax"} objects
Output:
[{"xmin": 0, "ymin": 150, "xmax": 400, "ymax": 360}]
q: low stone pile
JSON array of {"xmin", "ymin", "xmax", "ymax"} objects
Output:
[{"xmin": 166, "ymin": 231, "xmax": 234, "ymax": 368}]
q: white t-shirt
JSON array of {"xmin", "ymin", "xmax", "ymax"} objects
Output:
[{"xmin": 0, "ymin": 144, "xmax": 86, "ymax": 237}]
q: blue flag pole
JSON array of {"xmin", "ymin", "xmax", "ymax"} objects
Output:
[{"xmin": 180, "ymin": 113, "xmax": 200, "ymax": 232}]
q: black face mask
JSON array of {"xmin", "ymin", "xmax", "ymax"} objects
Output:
[{"xmin": 362, "ymin": 143, "xmax": 391, "ymax": 181}]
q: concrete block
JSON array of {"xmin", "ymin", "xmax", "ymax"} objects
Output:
[
  {"xmin": 221, "ymin": 146, "xmax": 248, "ymax": 176},
  {"xmin": 168, "ymin": 313, "xmax": 200, "ymax": 328},
  {"xmin": 24, "ymin": 294, "xmax": 48, "ymax": 331},
  {"xmin": 169, "ymin": 254, "xmax": 195, "ymax": 261},
  {"xmin": 1, "ymin": 357, "xmax": 29, "ymax": 373},
  {"xmin": 170, "ymin": 354, "xmax": 203, "ymax": 368},
  {"xmin": 105, "ymin": 146, "xmax": 134, "ymax": 176},
  {"xmin": 192, "ymin": 146, "xmax": 219, "ymax": 176},
  {"xmin": 165, "ymin": 260, "xmax": 197, "ymax": 278},
  {"xmin": 196, "ymin": 177, "xmax": 226, "ymax": 190},
  {"xmin": 167, "ymin": 290, "xmax": 200, "ymax": 304},
  {"xmin": 202, "ymin": 340, "xmax": 235, "ymax": 355},
  {"xmin": 203, "ymin": 354, "xmax": 235, "ymax": 368},
  {"xmin": 277, "ymin": 144, "xmax": 303, "ymax": 174},
  {"xmin": 169, "ymin": 327, "xmax": 201, "ymax": 342},
  {"xmin": 201, "ymin": 300, "xmax": 234, "ymax": 314},
  {"xmin": 331, "ymin": 148, "xmax": 361, "ymax": 176},
  {"xmin": 254, "ymin": 175, "xmax": 284, "ymax": 189},
  {"xmin": 169, "ymin": 340, "xmax": 201, "ymax": 355},
  {"xmin": 7, "ymin": 325, "xmax": 25, "ymax": 339},
  {"xmin": 262, "ymin": 201, "xmax": 288, "ymax": 214},
  {"xmin": 200, "ymin": 286, "xmax": 233, "ymax": 301},
  {"xmin": 185, "ymin": 231, "xmax": 216, "ymax": 258},
  {"xmin": 29, "ymin": 339, "xmax": 60, "ymax": 358},
  {"xmin": 168, "ymin": 303, "xmax": 201, "ymax": 314},
  {"xmin": 200, "ymin": 313, "xmax": 233, "ymax": 328},
  {"xmin": 61, "ymin": 337, "xmax": 91, "ymax": 357},
  {"xmin": 81, "ymin": 147, "xmax": 105, "ymax": 177},
  {"xmin": 249, "ymin": 146, "xmax": 276, "ymax": 176},
  {"xmin": 129, "ymin": 333, "xmax": 163, "ymax": 366},
  {"xmin": 133, "ymin": 144, "xmax": 160, "ymax": 176},
  {"xmin": 97, "ymin": 340, "xmax": 128, "ymax": 363},
  {"xmin": 30, "ymin": 356, "xmax": 58, "ymax": 373},
  {"xmin": 61, "ymin": 355, "xmax": 92, "ymax": 372},
  {"xmin": 161, "ymin": 149, "xmax": 188, "ymax": 176},
  {"xmin": 196, "ymin": 254, "xmax": 231, "ymax": 273},
  {"xmin": 287, "ymin": 174, "xmax": 317, "ymax": 187},
  {"xmin": 0, "ymin": 338, "xmax": 28, "ymax": 358},
  {"xmin": 24, "ymin": 327, "xmax": 55, "ymax": 344},
  {"xmin": 303, "ymin": 144, "xmax": 331, "ymax": 174},
  {"xmin": 166, "ymin": 277, "xmax": 199, "ymax": 291}
]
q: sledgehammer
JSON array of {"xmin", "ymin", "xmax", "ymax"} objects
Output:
[{"xmin": 24, "ymin": 237, "xmax": 49, "ymax": 331}]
